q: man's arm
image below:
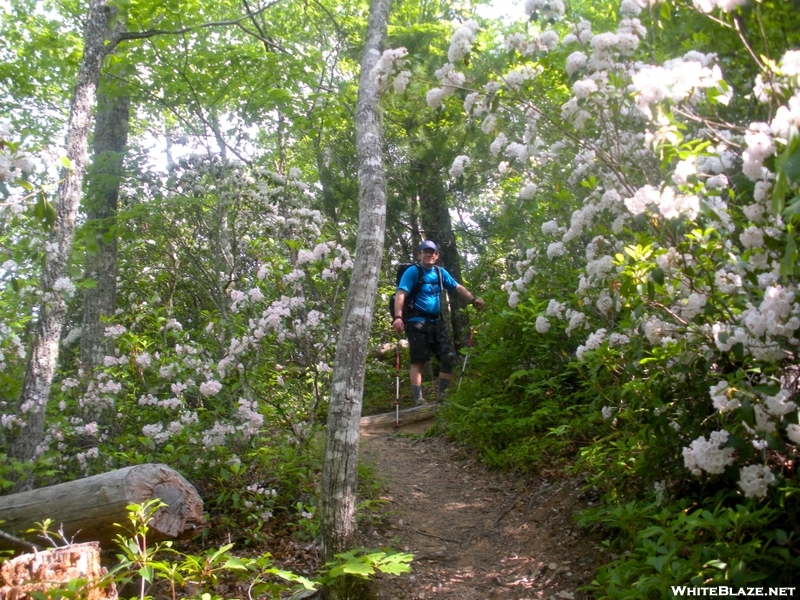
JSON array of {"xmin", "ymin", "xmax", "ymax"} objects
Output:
[
  {"xmin": 392, "ymin": 289, "xmax": 407, "ymax": 333},
  {"xmin": 455, "ymin": 284, "xmax": 485, "ymax": 309}
]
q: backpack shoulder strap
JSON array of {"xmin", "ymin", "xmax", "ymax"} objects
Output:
[{"xmin": 409, "ymin": 263, "xmax": 425, "ymax": 296}]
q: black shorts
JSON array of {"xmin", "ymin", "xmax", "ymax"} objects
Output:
[{"xmin": 405, "ymin": 319, "xmax": 454, "ymax": 372}]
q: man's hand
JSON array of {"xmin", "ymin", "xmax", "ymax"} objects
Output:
[
  {"xmin": 473, "ymin": 297, "xmax": 485, "ymax": 310},
  {"xmin": 392, "ymin": 317, "xmax": 404, "ymax": 334}
]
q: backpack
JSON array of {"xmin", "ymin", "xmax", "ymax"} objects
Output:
[{"xmin": 388, "ymin": 263, "xmax": 442, "ymax": 320}]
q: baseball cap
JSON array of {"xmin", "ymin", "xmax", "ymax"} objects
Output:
[{"xmin": 419, "ymin": 240, "xmax": 438, "ymax": 251}]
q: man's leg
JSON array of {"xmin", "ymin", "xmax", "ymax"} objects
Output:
[
  {"xmin": 410, "ymin": 362, "xmax": 424, "ymax": 404},
  {"xmin": 406, "ymin": 323, "xmax": 430, "ymax": 405},
  {"xmin": 437, "ymin": 372, "xmax": 451, "ymax": 402},
  {"xmin": 434, "ymin": 321, "xmax": 457, "ymax": 403}
]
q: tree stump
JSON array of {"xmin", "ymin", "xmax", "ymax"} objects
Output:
[
  {"xmin": 0, "ymin": 463, "xmax": 204, "ymax": 552},
  {"xmin": 0, "ymin": 542, "xmax": 117, "ymax": 599}
]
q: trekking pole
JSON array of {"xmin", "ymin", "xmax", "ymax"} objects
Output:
[
  {"xmin": 457, "ymin": 327, "xmax": 474, "ymax": 392},
  {"xmin": 395, "ymin": 337, "xmax": 401, "ymax": 428}
]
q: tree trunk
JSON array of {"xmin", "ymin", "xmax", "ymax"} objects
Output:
[
  {"xmin": 319, "ymin": 0, "xmax": 392, "ymax": 567},
  {"xmin": 0, "ymin": 542, "xmax": 117, "ymax": 600},
  {"xmin": 11, "ymin": 0, "xmax": 114, "ymax": 471},
  {"xmin": 0, "ymin": 464, "xmax": 205, "ymax": 552},
  {"xmin": 80, "ymin": 80, "xmax": 129, "ymax": 370},
  {"xmin": 414, "ymin": 161, "xmax": 470, "ymax": 349}
]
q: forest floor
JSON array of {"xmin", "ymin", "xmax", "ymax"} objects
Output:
[{"xmin": 357, "ymin": 414, "xmax": 604, "ymax": 600}]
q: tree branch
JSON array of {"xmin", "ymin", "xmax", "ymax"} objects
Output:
[{"xmin": 114, "ymin": 2, "xmax": 280, "ymax": 44}]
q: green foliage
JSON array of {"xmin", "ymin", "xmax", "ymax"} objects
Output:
[
  {"xmin": 11, "ymin": 502, "xmax": 410, "ymax": 600},
  {"xmin": 443, "ymin": 288, "xmax": 592, "ymax": 471},
  {"xmin": 320, "ymin": 548, "xmax": 413, "ymax": 581},
  {"xmin": 314, "ymin": 548, "xmax": 413, "ymax": 600},
  {"xmin": 107, "ymin": 499, "xmax": 317, "ymax": 599},
  {"xmin": 581, "ymin": 491, "xmax": 800, "ymax": 596}
]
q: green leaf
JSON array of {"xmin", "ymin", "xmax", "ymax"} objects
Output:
[
  {"xmin": 781, "ymin": 225, "xmax": 796, "ymax": 278},
  {"xmin": 774, "ymin": 529, "xmax": 789, "ymax": 545},
  {"xmin": 647, "ymin": 555, "xmax": 668, "ymax": 573},
  {"xmin": 377, "ymin": 560, "xmax": 412, "ymax": 575},
  {"xmin": 638, "ymin": 526, "xmax": 665, "ymax": 539},
  {"xmin": 781, "ymin": 138, "xmax": 800, "ymax": 182},
  {"xmin": 138, "ymin": 565, "xmax": 154, "ymax": 582},
  {"xmin": 650, "ymin": 267, "xmax": 664, "ymax": 285},
  {"xmin": 773, "ymin": 172, "xmax": 790, "ymax": 215},
  {"xmin": 343, "ymin": 559, "xmax": 374, "ymax": 576},
  {"xmin": 222, "ymin": 557, "xmax": 249, "ymax": 570},
  {"xmin": 509, "ymin": 369, "xmax": 529, "ymax": 382}
]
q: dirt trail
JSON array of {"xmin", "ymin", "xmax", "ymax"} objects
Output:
[{"xmin": 359, "ymin": 420, "xmax": 600, "ymax": 600}]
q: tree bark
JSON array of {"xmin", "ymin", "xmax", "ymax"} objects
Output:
[
  {"xmin": 80, "ymin": 80, "xmax": 129, "ymax": 370},
  {"xmin": 319, "ymin": 0, "xmax": 392, "ymax": 566},
  {"xmin": 0, "ymin": 464, "xmax": 205, "ymax": 552},
  {"xmin": 11, "ymin": 0, "xmax": 114, "ymax": 470}
]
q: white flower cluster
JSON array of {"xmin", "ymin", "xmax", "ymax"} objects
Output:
[
  {"xmin": 737, "ymin": 464, "xmax": 776, "ymax": 499},
  {"xmin": 682, "ymin": 429, "xmax": 735, "ymax": 476},
  {"xmin": 236, "ymin": 398, "xmax": 264, "ymax": 435},
  {"xmin": 449, "ymin": 155, "xmax": 471, "ymax": 179},
  {"xmin": 0, "ymin": 121, "xmax": 35, "ymax": 191},
  {"xmin": 0, "ymin": 322, "xmax": 26, "ymax": 374},
  {"xmin": 52, "ymin": 277, "xmax": 76, "ymax": 296},
  {"xmin": 505, "ymin": 30, "xmax": 560, "ymax": 56},
  {"xmin": 535, "ymin": 316, "xmax": 551, "ymax": 333},
  {"xmin": 369, "ymin": 47, "xmax": 411, "ymax": 94},
  {"xmin": 624, "ymin": 185, "xmax": 699, "ymax": 221},
  {"xmin": 709, "ymin": 381, "xmax": 741, "ymax": 413},
  {"xmin": 427, "ymin": 63, "xmax": 467, "ymax": 109},
  {"xmin": 448, "ymin": 20, "xmax": 479, "ymax": 63},
  {"xmin": 576, "ymin": 328, "xmax": 607, "ymax": 360},
  {"xmin": 524, "ymin": 0, "xmax": 566, "ymax": 20},
  {"xmin": 631, "ymin": 52, "xmax": 725, "ymax": 120},
  {"xmin": 104, "ymin": 324, "xmax": 127, "ymax": 338},
  {"xmin": 199, "ymin": 380, "xmax": 223, "ymax": 397}
]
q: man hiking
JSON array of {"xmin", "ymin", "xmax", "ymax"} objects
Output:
[{"xmin": 392, "ymin": 240, "xmax": 484, "ymax": 404}]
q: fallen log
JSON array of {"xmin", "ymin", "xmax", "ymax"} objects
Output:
[
  {"xmin": 359, "ymin": 403, "xmax": 438, "ymax": 433},
  {"xmin": 0, "ymin": 463, "xmax": 204, "ymax": 553},
  {"xmin": 0, "ymin": 542, "xmax": 117, "ymax": 599},
  {"xmin": 369, "ymin": 340, "xmax": 408, "ymax": 360}
]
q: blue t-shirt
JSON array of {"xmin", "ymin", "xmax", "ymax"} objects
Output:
[{"xmin": 397, "ymin": 265, "xmax": 458, "ymax": 320}]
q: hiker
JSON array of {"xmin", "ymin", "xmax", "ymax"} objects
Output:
[{"xmin": 392, "ymin": 240, "xmax": 484, "ymax": 404}]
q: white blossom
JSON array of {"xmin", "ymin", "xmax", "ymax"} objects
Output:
[
  {"xmin": 738, "ymin": 464, "xmax": 776, "ymax": 499},
  {"xmin": 449, "ymin": 155, "xmax": 471, "ymax": 179},
  {"xmin": 535, "ymin": 316, "xmax": 551, "ymax": 333},
  {"xmin": 200, "ymin": 380, "xmax": 223, "ymax": 397},
  {"xmin": 683, "ymin": 430, "xmax": 735, "ymax": 476}
]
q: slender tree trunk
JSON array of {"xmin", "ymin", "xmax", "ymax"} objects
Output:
[
  {"xmin": 319, "ymin": 0, "xmax": 392, "ymax": 568},
  {"xmin": 11, "ymin": 0, "xmax": 113, "ymax": 469},
  {"xmin": 80, "ymin": 81, "xmax": 129, "ymax": 370}
]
